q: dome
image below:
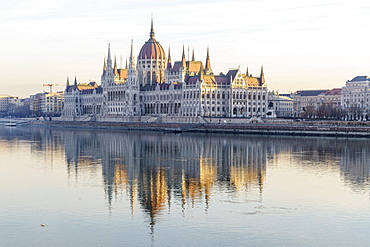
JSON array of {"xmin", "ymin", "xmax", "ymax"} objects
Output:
[{"xmin": 138, "ymin": 21, "xmax": 166, "ymax": 60}]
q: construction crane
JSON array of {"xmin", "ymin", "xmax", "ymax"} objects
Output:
[{"xmin": 43, "ymin": 84, "xmax": 64, "ymax": 93}]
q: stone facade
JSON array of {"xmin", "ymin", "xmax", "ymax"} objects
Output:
[
  {"xmin": 62, "ymin": 21, "xmax": 268, "ymax": 122},
  {"xmin": 341, "ymin": 76, "xmax": 370, "ymax": 120},
  {"xmin": 267, "ymin": 92, "xmax": 293, "ymax": 118}
]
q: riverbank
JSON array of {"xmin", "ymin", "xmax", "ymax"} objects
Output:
[{"xmin": 27, "ymin": 120, "xmax": 370, "ymax": 138}]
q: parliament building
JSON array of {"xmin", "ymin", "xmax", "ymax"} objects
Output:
[{"xmin": 62, "ymin": 20, "xmax": 268, "ymax": 123}]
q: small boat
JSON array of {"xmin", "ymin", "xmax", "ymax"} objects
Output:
[{"xmin": 5, "ymin": 121, "xmax": 17, "ymax": 127}]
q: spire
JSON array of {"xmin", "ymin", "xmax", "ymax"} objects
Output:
[
  {"xmin": 129, "ymin": 39, "xmax": 135, "ymax": 68},
  {"xmin": 125, "ymin": 59, "xmax": 128, "ymax": 69},
  {"xmin": 192, "ymin": 48, "xmax": 195, "ymax": 61},
  {"xmin": 103, "ymin": 57, "xmax": 107, "ymax": 71},
  {"xmin": 246, "ymin": 67, "xmax": 249, "ymax": 77},
  {"xmin": 114, "ymin": 56, "xmax": 118, "ymax": 75},
  {"xmin": 74, "ymin": 76, "xmax": 77, "ymax": 86},
  {"xmin": 66, "ymin": 76, "xmax": 70, "ymax": 87},
  {"xmin": 181, "ymin": 44, "xmax": 186, "ymax": 69},
  {"xmin": 260, "ymin": 65, "xmax": 265, "ymax": 84},
  {"xmin": 204, "ymin": 46, "xmax": 212, "ymax": 74},
  {"xmin": 167, "ymin": 46, "xmax": 172, "ymax": 70},
  {"xmin": 150, "ymin": 14, "xmax": 155, "ymax": 40},
  {"xmin": 107, "ymin": 43, "xmax": 112, "ymax": 69},
  {"xmin": 130, "ymin": 39, "xmax": 133, "ymax": 58}
]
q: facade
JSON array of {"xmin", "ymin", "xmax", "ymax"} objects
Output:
[
  {"xmin": 62, "ymin": 21, "xmax": 268, "ymax": 122},
  {"xmin": 0, "ymin": 95, "xmax": 19, "ymax": 114},
  {"xmin": 291, "ymin": 88, "xmax": 343, "ymax": 119},
  {"xmin": 41, "ymin": 91, "xmax": 64, "ymax": 116},
  {"xmin": 30, "ymin": 92, "xmax": 47, "ymax": 116},
  {"xmin": 291, "ymin": 90, "xmax": 328, "ymax": 117},
  {"xmin": 267, "ymin": 92, "xmax": 293, "ymax": 118},
  {"xmin": 341, "ymin": 76, "xmax": 370, "ymax": 120}
]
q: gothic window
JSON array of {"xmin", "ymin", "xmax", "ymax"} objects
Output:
[{"xmin": 152, "ymin": 72, "xmax": 156, "ymax": 84}]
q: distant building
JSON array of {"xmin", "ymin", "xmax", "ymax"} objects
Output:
[
  {"xmin": 41, "ymin": 91, "xmax": 64, "ymax": 116},
  {"xmin": 341, "ymin": 76, "xmax": 370, "ymax": 120},
  {"xmin": 62, "ymin": 20, "xmax": 268, "ymax": 122},
  {"xmin": 267, "ymin": 92, "xmax": 293, "ymax": 118},
  {"xmin": 291, "ymin": 90, "xmax": 328, "ymax": 117},
  {"xmin": 0, "ymin": 95, "xmax": 19, "ymax": 115},
  {"xmin": 30, "ymin": 92, "xmax": 47, "ymax": 116},
  {"xmin": 318, "ymin": 88, "xmax": 342, "ymax": 107}
]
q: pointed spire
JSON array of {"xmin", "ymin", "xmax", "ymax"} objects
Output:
[
  {"xmin": 130, "ymin": 39, "xmax": 133, "ymax": 58},
  {"xmin": 114, "ymin": 56, "xmax": 118, "ymax": 75},
  {"xmin": 192, "ymin": 48, "xmax": 195, "ymax": 61},
  {"xmin": 129, "ymin": 39, "xmax": 135, "ymax": 68},
  {"xmin": 125, "ymin": 59, "xmax": 128, "ymax": 69},
  {"xmin": 66, "ymin": 76, "xmax": 70, "ymax": 87},
  {"xmin": 204, "ymin": 46, "xmax": 212, "ymax": 74},
  {"xmin": 103, "ymin": 57, "xmax": 107, "ymax": 71},
  {"xmin": 150, "ymin": 14, "xmax": 155, "ymax": 40},
  {"xmin": 260, "ymin": 65, "xmax": 265, "ymax": 84},
  {"xmin": 181, "ymin": 44, "xmax": 186, "ymax": 69},
  {"xmin": 246, "ymin": 66, "xmax": 249, "ymax": 77},
  {"xmin": 107, "ymin": 43, "xmax": 111, "ymax": 60},
  {"xmin": 107, "ymin": 43, "xmax": 112, "ymax": 69},
  {"xmin": 167, "ymin": 46, "xmax": 172, "ymax": 70},
  {"xmin": 74, "ymin": 76, "xmax": 77, "ymax": 86}
]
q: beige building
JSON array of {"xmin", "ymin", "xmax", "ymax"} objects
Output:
[
  {"xmin": 341, "ymin": 76, "xmax": 370, "ymax": 120},
  {"xmin": 267, "ymin": 92, "xmax": 293, "ymax": 118},
  {"xmin": 41, "ymin": 92, "xmax": 64, "ymax": 116},
  {"xmin": 0, "ymin": 95, "xmax": 19, "ymax": 114}
]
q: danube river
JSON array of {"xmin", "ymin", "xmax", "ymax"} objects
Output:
[{"xmin": 1, "ymin": 125, "xmax": 370, "ymax": 246}]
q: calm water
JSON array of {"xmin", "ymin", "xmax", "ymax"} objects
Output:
[{"xmin": 1, "ymin": 126, "xmax": 370, "ymax": 246}]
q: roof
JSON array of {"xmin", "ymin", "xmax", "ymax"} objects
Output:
[
  {"xmin": 172, "ymin": 61, "xmax": 182, "ymax": 72},
  {"xmin": 323, "ymin": 88, "xmax": 341, "ymax": 95},
  {"xmin": 187, "ymin": 61, "xmax": 203, "ymax": 74},
  {"xmin": 186, "ymin": 76, "xmax": 199, "ymax": 85},
  {"xmin": 118, "ymin": 69, "xmax": 128, "ymax": 80},
  {"xmin": 215, "ymin": 76, "xmax": 230, "ymax": 85},
  {"xmin": 226, "ymin": 69, "xmax": 238, "ymax": 80},
  {"xmin": 247, "ymin": 77, "xmax": 260, "ymax": 87},
  {"xmin": 295, "ymin": 90, "xmax": 327, "ymax": 97},
  {"xmin": 349, "ymin": 76, "xmax": 370, "ymax": 82}
]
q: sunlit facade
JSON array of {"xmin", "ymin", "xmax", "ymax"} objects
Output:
[{"xmin": 62, "ymin": 20, "xmax": 268, "ymax": 122}]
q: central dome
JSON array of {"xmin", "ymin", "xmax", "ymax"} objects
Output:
[{"xmin": 138, "ymin": 20, "xmax": 166, "ymax": 60}]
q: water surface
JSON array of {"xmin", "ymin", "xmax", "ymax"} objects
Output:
[{"xmin": 0, "ymin": 126, "xmax": 369, "ymax": 246}]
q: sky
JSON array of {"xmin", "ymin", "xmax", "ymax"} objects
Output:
[{"xmin": 1, "ymin": 0, "xmax": 369, "ymax": 98}]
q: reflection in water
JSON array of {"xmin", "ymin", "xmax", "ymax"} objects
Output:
[{"xmin": 1, "ymin": 126, "xmax": 370, "ymax": 229}]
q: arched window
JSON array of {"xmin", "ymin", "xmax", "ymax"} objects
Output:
[
  {"xmin": 147, "ymin": 71, "xmax": 151, "ymax": 84},
  {"xmin": 152, "ymin": 72, "xmax": 156, "ymax": 84}
]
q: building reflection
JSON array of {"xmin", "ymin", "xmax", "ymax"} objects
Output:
[
  {"xmin": 1, "ymin": 126, "xmax": 370, "ymax": 225},
  {"xmin": 340, "ymin": 142, "xmax": 370, "ymax": 189},
  {"xmin": 60, "ymin": 130, "xmax": 270, "ymax": 225}
]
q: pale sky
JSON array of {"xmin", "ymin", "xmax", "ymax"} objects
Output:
[{"xmin": 1, "ymin": 0, "xmax": 369, "ymax": 98}]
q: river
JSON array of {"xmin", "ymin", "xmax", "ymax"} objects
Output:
[{"xmin": 1, "ymin": 125, "xmax": 369, "ymax": 246}]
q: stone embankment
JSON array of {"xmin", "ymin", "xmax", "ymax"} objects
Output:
[{"xmin": 28, "ymin": 120, "xmax": 370, "ymax": 138}]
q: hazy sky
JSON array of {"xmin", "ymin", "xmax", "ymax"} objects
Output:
[{"xmin": 1, "ymin": 0, "xmax": 369, "ymax": 97}]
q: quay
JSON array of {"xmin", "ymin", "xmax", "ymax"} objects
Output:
[{"xmin": 27, "ymin": 119, "xmax": 370, "ymax": 138}]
